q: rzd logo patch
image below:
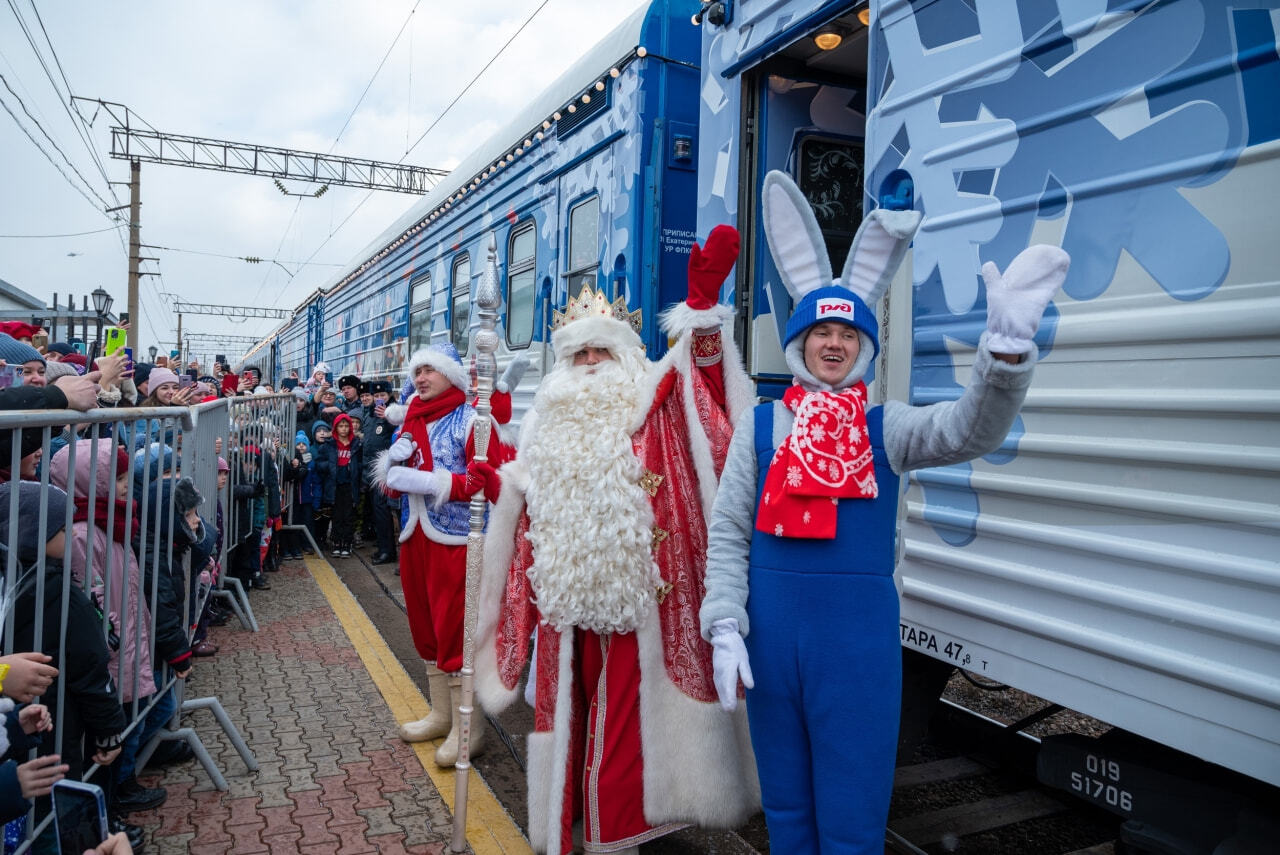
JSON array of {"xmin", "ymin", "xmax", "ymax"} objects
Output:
[{"xmin": 817, "ymin": 300, "xmax": 855, "ymax": 320}]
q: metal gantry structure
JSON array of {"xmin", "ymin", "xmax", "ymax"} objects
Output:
[{"xmin": 170, "ymin": 301, "xmax": 291, "ymax": 320}]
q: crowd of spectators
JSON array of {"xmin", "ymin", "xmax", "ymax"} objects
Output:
[{"xmin": 0, "ymin": 323, "xmax": 297, "ymax": 855}]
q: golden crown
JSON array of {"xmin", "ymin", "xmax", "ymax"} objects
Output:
[{"xmin": 550, "ymin": 283, "xmax": 643, "ymax": 334}]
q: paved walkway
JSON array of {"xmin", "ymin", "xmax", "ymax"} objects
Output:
[{"xmin": 129, "ymin": 555, "xmax": 530, "ymax": 855}]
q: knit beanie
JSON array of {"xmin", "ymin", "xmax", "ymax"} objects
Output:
[
  {"xmin": 0, "ymin": 481, "xmax": 69, "ymax": 563},
  {"xmin": 295, "ymin": 430, "xmax": 310, "ymax": 448},
  {"xmin": 147, "ymin": 367, "xmax": 180, "ymax": 391},
  {"xmin": 46, "ymin": 342, "xmax": 76, "ymax": 356},
  {"xmin": 44, "ymin": 360, "xmax": 79, "ymax": 381},
  {"xmin": 783, "ymin": 284, "xmax": 880, "ymax": 358},
  {"xmin": 0, "ymin": 333, "xmax": 44, "ymax": 367},
  {"xmin": 174, "ymin": 476, "xmax": 203, "ymax": 514},
  {"xmin": 217, "ymin": 456, "xmax": 230, "ymax": 472},
  {"xmin": 134, "ymin": 362, "xmax": 154, "ymax": 388}
]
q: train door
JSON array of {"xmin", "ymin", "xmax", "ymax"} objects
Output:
[{"xmin": 734, "ymin": 8, "xmax": 876, "ymax": 399}]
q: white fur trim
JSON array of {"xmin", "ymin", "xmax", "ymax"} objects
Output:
[
  {"xmin": 473, "ymin": 463, "xmax": 529, "ymax": 714},
  {"xmin": 406, "ymin": 348, "xmax": 469, "ymax": 391},
  {"xmin": 385, "ymin": 402, "xmax": 407, "ymax": 427},
  {"xmin": 658, "ymin": 301, "xmax": 735, "ymax": 337},
  {"xmin": 636, "ymin": 608, "xmax": 761, "ymax": 828},
  {"xmin": 372, "ymin": 449, "xmax": 394, "ymax": 494},
  {"xmin": 550, "ymin": 314, "xmax": 642, "ymax": 362}
]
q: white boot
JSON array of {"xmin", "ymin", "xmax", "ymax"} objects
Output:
[
  {"xmin": 434, "ymin": 676, "xmax": 486, "ymax": 767},
  {"xmin": 398, "ymin": 664, "xmax": 452, "ymax": 742}
]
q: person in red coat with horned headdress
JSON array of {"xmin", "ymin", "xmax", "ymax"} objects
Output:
[{"xmin": 473, "ymin": 227, "xmax": 761, "ymax": 855}]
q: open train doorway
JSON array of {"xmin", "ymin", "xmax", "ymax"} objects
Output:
[{"xmin": 734, "ymin": 6, "xmax": 873, "ymax": 399}]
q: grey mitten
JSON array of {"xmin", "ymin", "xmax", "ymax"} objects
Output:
[
  {"xmin": 982, "ymin": 245, "xmax": 1070, "ymax": 353},
  {"xmin": 497, "ymin": 353, "xmax": 530, "ymax": 394}
]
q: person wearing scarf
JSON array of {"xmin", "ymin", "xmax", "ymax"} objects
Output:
[
  {"xmin": 699, "ymin": 171, "xmax": 1068, "ymax": 855},
  {"xmin": 372, "ymin": 342, "xmax": 512, "ymax": 766}
]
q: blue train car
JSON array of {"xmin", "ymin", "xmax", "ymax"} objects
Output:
[
  {"xmin": 694, "ymin": 0, "xmax": 1280, "ymax": 842},
  {"xmin": 271, "ymin": 0, "xmax": 703, "ymax": 406}
]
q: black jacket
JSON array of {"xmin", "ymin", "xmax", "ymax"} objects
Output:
[
  {"xmin": 11, "ymin": 563, "xmax": 127, "ymax": 777},
  {"xmin": 136, "ymin": 478, "xmax": 194, "ymax": 671}
]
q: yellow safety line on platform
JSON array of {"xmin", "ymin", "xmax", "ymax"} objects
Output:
[{"xmin": 306, "ymin": 556, "xmax": 533, "ymax": 855}]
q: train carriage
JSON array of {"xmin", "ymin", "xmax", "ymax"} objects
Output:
[{"xmin": 694, "ymin": 0, "xmax": 1280, "ymax": 844}]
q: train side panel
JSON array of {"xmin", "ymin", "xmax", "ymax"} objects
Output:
[{"xmin": 699, "ymin": 0, "xmax": 1280, "ymax": 786}]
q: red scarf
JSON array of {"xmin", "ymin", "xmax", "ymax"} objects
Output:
[
  {"xmin": 74, "ymin": 496, "xmax": 140, "ymax": 546},
  {"xmin": 755, "ymin": 382, "xmax": 878, "ymax": 539},
  {"xmin": 399, "ymin": 386, "xmax": 467, "ymax": 471}
]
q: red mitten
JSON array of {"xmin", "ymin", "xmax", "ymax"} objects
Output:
[
  {"xmin": 687, "ymin": 224, "xmax": 741, "ymax": 310},
  {"xmin": 450, "ymin": 460, "xmax": 502, "ymax": 504}
]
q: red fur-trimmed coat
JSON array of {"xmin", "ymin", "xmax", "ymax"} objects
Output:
[{"xmin": 475, "ymin": 324, "xmax": 760, "ymax": 854}]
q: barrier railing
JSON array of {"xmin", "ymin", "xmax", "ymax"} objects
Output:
[{"xmin": 0, "ymin": 392, "xmax": 294, "ymax": 849}]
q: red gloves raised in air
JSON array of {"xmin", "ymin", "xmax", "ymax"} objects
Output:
[{"xmin": 686, "ymin": 224, "xmax": 740, "ymax": 310}]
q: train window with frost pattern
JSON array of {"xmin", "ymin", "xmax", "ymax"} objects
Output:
[
  {"xmin": 506, "ymin": 222, "xmax": 536, "ymax": 348},
  {"xmin": 451, "ymin": 254, "xmax": 471, "ymax": 356},
  {"xmin": 566, "ymin": 197, "xmax": 599, "ymax": 298},
  {"xmin": 409, "ymin": 273, "xmax": 432, "ymax": 354}
]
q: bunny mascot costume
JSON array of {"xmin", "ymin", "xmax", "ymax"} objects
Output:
[{"xmin": 700, "ymin": 171, "xmax": 1069, "ymax": 854}]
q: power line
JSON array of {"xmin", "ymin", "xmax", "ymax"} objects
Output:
[
  {"xmin": 329, "ymin": 0, "xmax": 422, "ymax": 154},
  {"xmin": 0, "ymin": 72, "xmax": 113, "ymax": 210},
  {"xmin": 0, "ymin": 225, "xmax": 121, "ymax": 238},
  {"xmin": 141, "ymin": 242, "xmax": 343, "ymax": 267},
  {"xmin": 285, "ymin": 0, "xmax": 554, "ymax": 305},
  {"xmin": 0, "ymin": 88, "xmax": 112, "ymax": 217}
]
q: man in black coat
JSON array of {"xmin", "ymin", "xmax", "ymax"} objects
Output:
[{"xmin": 360, "ymin": 380, "xmax": 397, "ymax": 564}]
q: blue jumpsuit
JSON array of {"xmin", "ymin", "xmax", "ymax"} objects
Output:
[{"xmin": 745, "ymin": 402, "xmax": 901, "ymax": 854}]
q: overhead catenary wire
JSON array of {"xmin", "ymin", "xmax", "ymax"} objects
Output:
[{"xmin": 0, "ymin": 225, "xmax": 121, "ymax": 238}]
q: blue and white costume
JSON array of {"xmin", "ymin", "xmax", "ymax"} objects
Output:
[{"xmin": 700, "ymin": 171, "xmax": 1068, "ymax": 853}]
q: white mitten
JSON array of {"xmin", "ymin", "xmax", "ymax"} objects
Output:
[
  {"xmin": 385, "ymin": 465, "xmax": 445, "ymax": 498},
  {"xmin": 387, "ymin": 434, "xmax": 417, "ymax": 463},
  {"xmin": 709, "ymin": 618, "xmax": 754, "ymax": 711},
  {"xmin": 982, "ymin": 245, "xmax": 1070, "ymax": 354},
  {"xmin": 497, "ymin": 353, "xmax": 530, "ymax": 394}
]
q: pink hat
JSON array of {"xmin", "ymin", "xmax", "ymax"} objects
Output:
[
  {"xmin": 147, "ymin": 367, "xmax": 180, "ymax": 390},
  {"xmin": 217, "ymin": 456, "xmax": 230, "ymax": 472}
]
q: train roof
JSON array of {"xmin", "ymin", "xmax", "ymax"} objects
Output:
[{"xmin": 316, "ymin": 1, "xmax": 658, "ymax": 301}]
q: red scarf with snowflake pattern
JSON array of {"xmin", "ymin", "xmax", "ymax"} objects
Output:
[{"xmin": 755, "ymin": 382, "xmax": 878, "ymax": 539}]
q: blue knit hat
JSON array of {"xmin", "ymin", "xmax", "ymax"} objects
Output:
[
  {"xmin": 0, "ymin": 333, "xmax": 44, "ymax": 367},
  {"xmin": 295, "ymin": 430, "xmax": 310, "ymax": 448},
  {"xmin": 783, "ymin": 285, "xmax": 880, "ymax": 359}
]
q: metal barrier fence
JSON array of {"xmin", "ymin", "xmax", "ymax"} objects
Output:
[{"xmin": 0, "ymin": 392, "xmax": 295, "ymax": 850}]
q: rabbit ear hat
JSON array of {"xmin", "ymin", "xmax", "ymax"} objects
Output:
[{"xmin": 761, "ymin": 170, "xmax": 921, "ymax": 373}]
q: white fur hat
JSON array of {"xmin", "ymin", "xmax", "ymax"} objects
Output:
[{"xmin": 385, "ymin": 342, "xmax": 468, "ymax": 426}]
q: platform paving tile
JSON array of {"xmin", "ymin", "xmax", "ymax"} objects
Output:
[{"xmin": 135, "ymin": 561, "xmax": 459, "ymax": 853}]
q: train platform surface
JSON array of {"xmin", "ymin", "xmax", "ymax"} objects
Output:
[{"xmin": 128, "ymin": 554, "xmax": 531, "ymax": 855}]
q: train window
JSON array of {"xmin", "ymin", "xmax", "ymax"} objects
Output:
[
  {"xmin": 506, "ymin": 222, "xmax": 536, "ymax": 348},
  {"xmin": 796, "ymin": 136, "xmax": 864, "ymax": 266},
  {"xmin": 566, "ymin": 196, "xmax": 599, "ymax": 298},
  {"xmin": 451, "ymin": 254, "xmax": 471, "ymax": 356},
  {"xmin": 409, "ymin": 272, "xmax": 432, "ymax": 354}
]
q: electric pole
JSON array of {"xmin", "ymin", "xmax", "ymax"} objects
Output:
[{"xmin": 127, "ymin": 159, "xmax": 140, "ymax": 351}]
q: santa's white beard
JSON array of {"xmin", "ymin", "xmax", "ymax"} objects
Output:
[{"xmin": 522, "ymin": 353, "xmax": 660, "ymax": 634}]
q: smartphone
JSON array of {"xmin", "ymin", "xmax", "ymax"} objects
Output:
[
  {"xmin": 221, "ymin": 373, "xmax": 239, "ymax": 395},
  {"xmin": 73, "ymin": 341, "xmax": 87, "ymax": 355},
  {"xmin": 0, "ymin": 364, "xmax": 22, "ymax": 389},
  {"xmin": 118, "ymin": 311, "xmax": 129, "ymax": 326},
  {"xmin": 324, "ymin": 372, "xmax": 334, "ymax": 385},
  {"xmin": 122, "ymin": 347, "xmax": 135, "ymax": 377},
  {"xmin": 103, "ymin": 327, "xmax": 127, "ymax": 357},
  {"xmin": 53, "ymin": 779, "xmax": 108, "ymax": 854},
  {"xmin": 32, "ymin": 330, "xmax": 49, "ymax": 350},
  {"xmin": 179, "ymin": 375, "xmax": 196, "ymax": 390},
  {"xmin": 215, "ymin": 353, "xmax": 227, "ymax": 365},
  {"xmin": 280, "ymin": 377, "xmax": 298, "ymax": 390}
]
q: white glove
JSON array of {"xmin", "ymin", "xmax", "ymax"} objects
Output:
[
  {"xmin": 387, "ymin": 434, "xmax": 417, "ymax": 463},
  {"xmin": 709, "ymin": 618, "xmax": 753, "ymax": 711},
  {"xmin": 523, "ymin": 629, "xmax": 538, "ymax": 708},
  {"xmin": 982, "ymin": 245, "xmax": 1070, "ymax": 354},
  {"xmin": 497, "ymin": 353, "xmax": 530, "ymax": 394},
  {"xmin": 385, "ymin": 465, "xmax": 444, "ymax": 497}
]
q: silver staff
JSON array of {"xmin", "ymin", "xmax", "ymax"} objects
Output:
[{"xmin": 452, "ymin": 233, "xmax": 500, "ymax": 851}]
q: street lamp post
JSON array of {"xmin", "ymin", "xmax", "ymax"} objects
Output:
[
  {"xmin": 90, "ymin": 287, "xmax": 113, "ymax": 361},
  {"xmin": 148, "ymin": 345, "xmax": 158, "ymax": 362}
]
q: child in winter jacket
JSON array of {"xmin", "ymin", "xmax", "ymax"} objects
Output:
[
  {"xmin": 309, "ymin": 422, "xmax": 336, "ymax": 548},
  {"xmin": 281, "ymin": 431, "xmax": 318, "ymax": 558},
  {"xmin": 229, "ymin": 445, "xmax": 270, "ymax": 591},
  {"xmin": 328, "ymin": 413, "xmax": 362, "ymax": 556},
  {"xmin": 0, "ymin": 698, "xmax": 58, "ymax": 825}
]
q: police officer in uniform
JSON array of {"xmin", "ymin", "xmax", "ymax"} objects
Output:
[{"xmin": 362, "ymin": 380, "xmax": 397, "ymax": 564}]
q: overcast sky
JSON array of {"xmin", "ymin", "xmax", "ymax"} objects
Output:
[{"xmin": 1, "ymin": 0, "xmax": 648, "ymax": 359}]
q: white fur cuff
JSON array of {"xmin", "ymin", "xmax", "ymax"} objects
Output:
[{"xmin": 658, "ymin": 301, "xmax": 734, "ymax": 337}]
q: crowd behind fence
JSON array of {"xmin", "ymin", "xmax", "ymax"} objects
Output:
[{"xmin": 0, "ymin": 391, "xmax": 295, "ymax": 852}]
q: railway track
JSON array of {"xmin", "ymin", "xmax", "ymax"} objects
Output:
[{"xmin": 339, "ymin": 546, "xmax": 1121, "ymax": 854}]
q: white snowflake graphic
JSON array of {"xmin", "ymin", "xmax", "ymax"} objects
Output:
[
  {"xmin": 774, "ymin": 524, "xmax": 784, "ymax": 536},
  {"xmin": 810, "ymin": 423, "xmax": 827, "ymax": 443},
  {"xmin": 802, "ymin": 511, "xmax": 811, "ymax": 525},
  {"xmin": 786, "ymin": 465, "xmax": 803, "ymax": 488}
]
